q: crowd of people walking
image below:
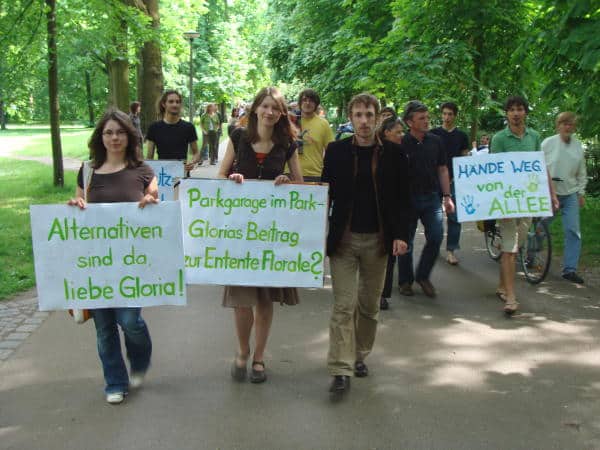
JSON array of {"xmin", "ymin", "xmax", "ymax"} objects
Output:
[{"xmin": 67, "ymin": 86, "xmax": 587, "ymax": 403}]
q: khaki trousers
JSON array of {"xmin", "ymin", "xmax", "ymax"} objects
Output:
[{"xmin": 328, "ymin": 232, "xmax": 387, "ymax": 376}]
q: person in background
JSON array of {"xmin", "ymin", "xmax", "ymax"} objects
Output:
[
  {"xmin": 217, "ymin": 87, "xmax": 303, "ymax": 384},
  {"xmin": 296, "ymin": 88, "xmax": 334, "ymax": 182},
  {"xmin": 146, "ymin": 90, "xmax": 200, "ymax": 173},
  {"xmin": 200, "ymin": 103, "xmax": 222, "ymax": 165},
  {"xmin": 68, "ymin": 109, "xmax": 158, "ymax": 404},
  {"xmin": 397, "ymin": 100, "xmax": 454, "ymax": 298},
  {"xmin": 542, "ymin": 111, "xmax": 587, "ymax": 284},
  {"xmin": 470, "ymin": 134, "xmax": 490, "ymax": 155},
  {"xmin": 380, "ymin": 106, "xmax": 397, "ymax": 123},
  {"xmin": 129, "ymin": 101, "xmax": 143, "ymax": 156},
  {"xmin": 377, "ymin": 117, "xmax": 406, "ymax": 311},
  {"xmin": 228, "ymin": 107, "xmax": 240, "ymax": 137},
  {"xmin": 431, "ymin": 102, "xmax": 469, "ymax": 266}
]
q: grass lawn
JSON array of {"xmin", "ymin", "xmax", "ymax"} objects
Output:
[
  {"xmin": 0, "ymin": 125, "xmax": 92, "ymax": 159},
  {"xmin": 0, "ymin": 158, "xmax": 77, "ymax": 299}
]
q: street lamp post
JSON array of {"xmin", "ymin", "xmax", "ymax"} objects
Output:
[{"xmin": 183, "ymin": 31, "xmax": 200, "ymax": 123}]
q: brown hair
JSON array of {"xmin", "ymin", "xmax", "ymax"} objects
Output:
[
  {"xmin": 377, "ymin": 117, "xmax": 404, "ymax": 141},
  {"xmin": 347, "ymin": 93, "xmax": 380, "ymax": 117},
  {"xmin": 246, "ymin": 87, "xmax": 296, "ymax": 146},
  {"xmin": 158, "ymin": 90, "xmax": 182, "ymax": 117},
  {"xmin": 88, "ymin": 109, "xmax": 142, "ymax": 169}
]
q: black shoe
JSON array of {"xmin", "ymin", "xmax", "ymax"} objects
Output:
[
  {"xmin": 562, "ymin": 272, "xmax": 584, "ymax": 284},
  {"xmin": 329, "ymin": 375, "xmax": 350, "ymax": 394},
  {"xmin": 399, "ymin": 283, "xmax": 414, "ymax": 296},
  {"xmin": 416, "ymin": 279, "xmax": 436, "ymax": 297},
  {"xmin": 354, "ymin": 361, "xmax": 368, "ymax": 378},
  {"xmin": 250, "ymin": 361, "xmax": 267, "ymax": 383},
  {"xmin": 380, "ymin": 297, "xmax": 389, "ymax": 310}
]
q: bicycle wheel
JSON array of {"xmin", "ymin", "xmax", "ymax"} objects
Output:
[
  {"xmin": 484, "ymin": 228, "xmax": 502, "ymax": 261},
  {"xmin": 520, "ymin": 219, "xmax": 552, "ymax": 284}
]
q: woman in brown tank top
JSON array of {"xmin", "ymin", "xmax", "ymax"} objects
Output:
[
  {"xmin": 218, "ymin": 87, "xmax": 303, "ymax": 383},
  {"xmin": 68, "ymin": 110, "xmax": 159, "ymax": 404}
]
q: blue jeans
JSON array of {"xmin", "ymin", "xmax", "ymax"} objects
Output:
[
  {"xmin": 446, "ymin": 182, "xmax": 461, "ymax": 251},
  {"xmin": 92, "ymin": 308, "xmax": 152, "ymax": 394},
  {"xmin": 543, "ymin": 193, "xmax": 581, "ymax": 274},
  {"xmin": 398, "ymin": 193, "xmax": 444, "ymax": 284}
]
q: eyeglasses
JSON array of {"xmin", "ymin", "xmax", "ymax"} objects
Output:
[{"xmin": 102, "ymin": 130, "xmax": 127, "ymax": 137}]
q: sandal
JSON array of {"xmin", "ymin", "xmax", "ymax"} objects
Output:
[
  {"xmin": 503, "ymin": 298, "xmax": 519, "ymax": 316},
  {"xmin": 250, "ymin": 361, "xmax": 267, "ymax": 384},
  {"xmin": 230, "ymin": 353, "xmax": 249, "ymax": 382},
  {"xmin": 495, "ymin": 289, "xmax": 507, "ymax": 302}
]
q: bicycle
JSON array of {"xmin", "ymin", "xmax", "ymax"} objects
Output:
[{"xmin": 483, "ymin": 217, "xmax": 552, "ymax": 284}]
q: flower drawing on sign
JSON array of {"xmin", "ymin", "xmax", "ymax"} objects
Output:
[
  {"xmin": 461, "ymin": 195, "xmax": 477, "ymax": 215},
  {"xmin": 526, "ymin": 174, "xmax": 540, "ymax": 193}
]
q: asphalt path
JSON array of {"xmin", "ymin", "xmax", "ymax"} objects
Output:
[{"xmin": 1, "ymin": 141, "xmax": 599, "ymax": 449}]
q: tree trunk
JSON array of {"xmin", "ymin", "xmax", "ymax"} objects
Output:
[
  {"xmin": 107, "ymin": 19, "xmax": 129, "ymax": 111},
  {"xmin": 85, "ymin": 70, "xmax": 95, "ymax": 127},
  {"xmin": 46, "ymin": 0, "xmax": 64, "ymax": 187},
  {"xmin": 469, "ymin": 33, "xmax": 484, "ymax": 143},
  {"xmin": 138, "ymin": 0, "xmax": 164, "ymax": 134},
  {"xmin": 0, "ymin": 99, "xmax": 6, "ymax": 130}
]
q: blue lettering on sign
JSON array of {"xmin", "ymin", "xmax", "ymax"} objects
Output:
[
  {"xmin": 510, "ymin": 159, "xmax": 542, "ymax": 173},
  {"xmin": 457, "ymin": 161, "xmax": 505, "ymax": 179},
  {"xmin": 158, "ymin": 167, "xmax": 172, "ymax": 187}
]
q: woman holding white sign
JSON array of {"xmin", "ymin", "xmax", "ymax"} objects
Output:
[
  {"xmin": 68, "ymin": 109, "xmax": 159, "ymax": 404},
  {"xmin": 218, "ymin": 86, "xmax": 303, "ymax": 384}
]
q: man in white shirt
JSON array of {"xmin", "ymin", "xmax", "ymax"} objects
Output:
[{"xmin": 542, "ymin": 111, "xmax": 587, "ymax": 284}]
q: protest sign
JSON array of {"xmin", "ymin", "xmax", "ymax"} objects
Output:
[
  {"xmin": 453, "ymin": 151, "xmax": 552, "ymax": 222},
  {"xmin": 177, "ymin": 179, "xmax": 328, "ymax": 287},
  {"xmin": 30, "ymin": 202, "xmax": 186, "ymax": 310},
  {"xmin": 144, "ymin": 160, "xmax": 185, "ymax": 201}
]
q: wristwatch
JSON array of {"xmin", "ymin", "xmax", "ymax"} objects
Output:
[{"xmin": 442, "ymin": 193, "xmax": 451, "ymax": 198}]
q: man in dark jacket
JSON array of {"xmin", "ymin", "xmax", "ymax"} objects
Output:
[
  {"xmin": 321, "ymin": 93, "xmax": 412, "ymax": 396},
  {"xmin": 397, "ymin": 101, "xmax": 455, "ymax": 299}
]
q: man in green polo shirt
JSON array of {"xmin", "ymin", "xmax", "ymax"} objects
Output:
[{"xmin": 491, "ymin": 95, "xmax": 558, "ymax": 315}]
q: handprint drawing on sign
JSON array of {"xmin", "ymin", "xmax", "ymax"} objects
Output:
[
  {"xmin": 526, "ymin": 174, "xmax": 540, "ymax": 192},
  {"xmin": 461, "ymin": 195, "xmax": 477, "ymax": 215}
]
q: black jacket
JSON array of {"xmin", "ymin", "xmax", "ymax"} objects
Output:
[{"xmin": 321, "ymin": 136, "xmax": 412, "ymax": 256}]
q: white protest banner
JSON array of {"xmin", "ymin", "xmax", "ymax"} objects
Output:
[
  {"xmin": 177, "ymin": 178, "xmax": 328, "ymax": 287},
  {"xmin": 144, "ymin": 160, "xmax": 185, "ymax": 201},
  {"xmin": 453, "ymin": 151, "xmax": 552, "ymax": 222},
  {"xmin": 30, "ymin": 202, "xmax": 186, "ymax": 310}
]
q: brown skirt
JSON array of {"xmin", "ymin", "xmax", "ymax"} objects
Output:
[{"xmin": 222, "ymin": 286, "xmax": 300, "ymax": 308}]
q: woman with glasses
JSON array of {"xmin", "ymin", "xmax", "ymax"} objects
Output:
[{"xmin": 68, "ymin": 109, "xmax": 158, "ymax": 404}]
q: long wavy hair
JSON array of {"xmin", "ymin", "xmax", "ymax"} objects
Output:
[
  {"xmin": 88, "ymin": 109, "xmax": 142, "ymax": 169},
  {"xmin": 246, "ymin": 87, "xmax": 296, "ymax": 146}
]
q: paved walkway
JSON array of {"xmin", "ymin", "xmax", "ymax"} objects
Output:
[{"xmin": 2, "ymin": 139, "xmax": 600, "ymax": 448}]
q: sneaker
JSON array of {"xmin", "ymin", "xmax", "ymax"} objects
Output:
[
  {"xmin": 446, "ymin": 251, "xmax": 459, "ymax": 265},
  {"xmin": 399, "ymin": 283, "xmax": 414, "ymax": 296},
  {"xmin": 380, "ymin": 297, "xmax": 389, "ymax": 310},
  {"xmin": 329, "ymin": 375, "xmax": 350, "ymax": 394},
  {"xmin": 129, "ymin": 372, "xmax": 146, "ymax": 389},
  {"xmin": 562, "ymin": 272, "xmax": 584, "ymax": 284},
  {"xmin": 354, "ymin": 361, "xmax": 369, "ymax": 378},
  {"xmin": 416, "ymin": 279, "xmax": 436, "ymax": 298},
  {"xmin": 106, "ymin": 392, "xmax": 124, "ymax": 404}
]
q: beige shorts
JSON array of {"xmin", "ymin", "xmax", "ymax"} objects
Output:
[{"xmin": 498, "ymin": 217, "xmax": 531, "ymax": 253}]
